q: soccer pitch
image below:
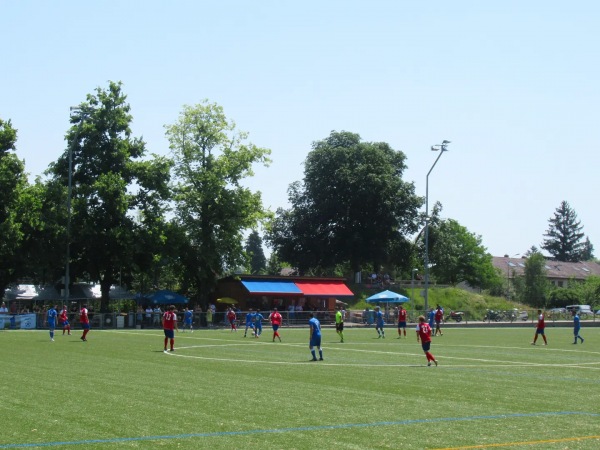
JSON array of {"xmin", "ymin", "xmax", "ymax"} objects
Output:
[{"xmin": 1, "ymin": 326, "xmax": 599, "ymax": 449}]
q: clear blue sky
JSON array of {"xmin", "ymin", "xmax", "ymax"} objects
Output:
[{"xmin": 2, "ymin": 0, "xmax": 599, "ymax": 259}]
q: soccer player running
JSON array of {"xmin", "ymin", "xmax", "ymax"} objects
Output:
[
  {"xmin": 269, "ymin": 308, "xmax": 282, "ymax": 342},
  {"xmin": 308, "ymin": 312, "xmax": 323, "ymax": 361},
  {"xmin": 243, "ymin": 308, "xmax": 254, "ymax": 337},
  {"xmin": 572, "ymin": 310, "xmax": 584, "ymax": 344},
  {"xmin": 335, "ymin": 305, "xmax": 344, "ymax": 343},
  {"xmin": 59, "ymin": 305, "xmax": 71, "ymax": 335},
  {"xmin": 374, "ymin": 306, "xmax": 385, "ymax": 338},
  {"xmin": 253, "ymin": 310, "xmax": 264, "ymax": 338},
  {"xmin": 416, "ymin": 315, "xmax": 438, "ymax": 366},
  {"xmin": 397, "ymin": 304, "xmax": 407, "ymax": 339},
  {"xmin": 531, "ymin": 309, "xmax": 548, "ymax": 345},
  {"xmin": 47, "ymin": 305, "xmax": 57, "ymax": 341},
  {"xmin": 162, "ymin": 305, "xmax": 178, "ymax": 352},
  {"xmin": 79, "ymin": 304, "xmax": 90, "ymax": 342},
  {"xmin": 227, "ymin": 308, "xmax": 237, "ymax": 332},
  {"xmin": 182, "ymin": 307, "xmax": 193, "ymax": 333}
]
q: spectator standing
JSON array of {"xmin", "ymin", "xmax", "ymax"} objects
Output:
[
  {"xmin": 308, "ymin": 312, "xmax": 323, "ymax": 361},
  {"xmin": 145, "ymin": 306, "xmax": 153, "ymax": 327},
  {"xmin": 0, "ymin": 302, "xmax": 7, "ymax": 313},
  {"xmin": 153, "ymin": 306, "xmax": 162, "ymax": 328}
]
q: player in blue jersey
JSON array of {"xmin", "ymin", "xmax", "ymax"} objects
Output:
[
  {"xmin": 47, "ymin": 305, "xmax": 58, "ymax": 341},
  {"xmin": 572, "ymin": 310, "xmax": 584, "ymax": 344},
  {"xmin": 181, "ymin": 307, "xmax": 193, "ymax": 332},
  {"xmin": 374, "ymin": 306, "xmax": 385, "ymax": 338},
  {"xmin": 243, "ymin": 308, "xmax": 254, "ymax": 337},
  {"xmin": 253, "ymin": 310, "xmax": 264, "ymax": 338},
  {"xmin": 308, "ymin": 312, "xmax": 323, "ymax": 361}
]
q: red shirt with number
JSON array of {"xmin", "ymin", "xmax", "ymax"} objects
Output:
[
  {"xmin": 79, "ymin": 308, "xmax": 89, "ymax": 324},
  {"xmin": 417, "ymin": 323, "xmax": 432, "ymax": 343},
  {"xmin": 398, "ymin": 309, "xmax": 407, "ymax": 323},
  {"xmin": 163, "ymin": 311, "xmax": 177, "ymax": 330}
]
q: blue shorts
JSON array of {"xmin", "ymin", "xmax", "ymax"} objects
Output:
[
  {"xmin": 163, "ymin": 329, "xmax": 174, "ymax": 339},
  {"xmin": 421, "ymin": 341, "xmax": 431, "ymax": 352},
  {"xmin": 398, "ymin": 321, "xmax": 406, "ymax": 328},
  {"xmin": 61, "ymin": 320, "xmax": 70, "ymax": 326},
  {"xmin": 81, "ymin": 323, "xmax": 90, "ymax": 330},
  {"xmin": 272, "ymin": 324, "xmax": 279, "ymax": 331},
  {"xmin": 536, "ymin": 327, "xmax": 545, "ymax": 335},
  {"xmin": 310, "ymin": 335, "xmax": 322, "ymax": 348},
  {"xmin": 574, "ymin": 327, "xmax": 581, "ymax": 335},
  {"xmin": 376, "ymin": 322, "xmax": 384, "ymax": 328},
  {"xmin": 184, "ymin": 319, "xmax": 192, "ymax": 325},
  {"xmin": 255, "ymin": 323, "xmax": 262, "ymax": 330},
  {"xmin": 48, "ymin": 320, "xmax": 56, "ymax": 329}
]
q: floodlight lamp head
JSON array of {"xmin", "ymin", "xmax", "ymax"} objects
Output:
[
  {"xmin": 442, "ymin": 140, "xmax": 451, "ymax": 145},
  {"xmin": 70, "ymin": 106, "xmax": 80, "ymax": 112},
  {"xmin": 431, "ymin": 146, "xmax": 438, "ymax": 151}
]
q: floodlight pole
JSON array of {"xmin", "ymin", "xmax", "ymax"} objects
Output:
[{"xmin": 424, "ymin": 141, "xmax": 450, "ymax": 312}]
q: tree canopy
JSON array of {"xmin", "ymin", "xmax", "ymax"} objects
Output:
[
  {"xmin": 266, "ymin": 130, "xmax": 421, "ymax": 274},
  {"xmin": 164, "ymin": 101, "xmax": 271, "ymax": 301},
  {"xmin": 48, "ymin": 81, "xmax": 172, "ymax": 311}
]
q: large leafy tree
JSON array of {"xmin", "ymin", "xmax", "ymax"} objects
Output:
[
  {"xmin": 427, "ymin": 218, "xmax": 501, "ymax": 288},
  {"xmin": 245, "ymin": 230, "xmax": 266, "ymax": 274},
  {"xmin": 267, "ymin": 131, "xmax": 421, "ymax": 274},
  {"xmin": 164, "ymin": 101, "xmax": 271, "ymax": 303},
  {"xmin": 541, "ymin": 201, "xmax": 589, "ymax": 262},
  {"xmin": 48, "ymin": 81, "xmax": 172, "ymax": 311},
  {"xmin": 0, "ymin": 118, "xmax": 27, "ymax": 291}
]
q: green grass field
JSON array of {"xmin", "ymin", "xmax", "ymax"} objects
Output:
[{"xmin": 1, "ymin": 324, "xmax": 599, "ymax": 449}]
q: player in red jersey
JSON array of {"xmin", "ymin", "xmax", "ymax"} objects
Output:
[
  {"xmin": 269, "ymin": 308, "xmax": 283, "ymax": 342},
  {"xmin": 59, "ymin": 305, "xmax": 71, "ymax": 335},
  {"xmin": 79, "ymin": 304, "xmax": 90, "ymax": 341},
  {"xmin": 531, "ymin": 309, "xmax": 548, "ymax": 345},
  {"xmin": 162, "ymin": 305, "xmax": 178, "ymax": 352},
  {"xmin": 397, "ymin": 305, "xmax": 407, "ymax": 338},
  {"xmin": 416, "ymin": 315, "xmax": 438, "ymax": 366},
  {"xmin": 434, "ymin": 305, "xmax": 444, "ymax": 336},
  {"xmin": 227, "ymin": 308, "xmax": 237, "ymax": 332}
]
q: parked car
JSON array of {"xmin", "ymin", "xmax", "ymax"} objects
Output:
[
  {"xmin": 565, "ymin": 305, "xmax": 594, "ymax": 317},
  {"xmin": 518, "ymin": 310, "xmax": 528, "ymax": 321},
  {"xmin": 548, "ymin": 307, "xmax": 566, "ymax": 314}
]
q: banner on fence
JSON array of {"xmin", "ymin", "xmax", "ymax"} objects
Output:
[{"xmin": 0, "ymin": 314, "xmax": 37, "ymax": 330}]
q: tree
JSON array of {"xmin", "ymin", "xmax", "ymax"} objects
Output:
[
  {"xmin": 266, "ymin": 130, "xmax": 421, "ymax": 274},
  {"xmin": 580, "ymin": 237, "xmax": 594, "ymax": 261},
  {"xmin": 427, "ymin": 218, "xmax": 501, "ymax": 289},
  {"xmin": 164, "ymin": 101, "xmax": 271, "ymax": 303},
  {"xmin": 0, "ymin": 118, "xmax": 27, "ymax": 291},
  {"xmin": 245, "ymin": 230, "xmax": 266, "ymax": 274},
  {"xmin": 541, "ymin": 201, "xmax": 588, "ymax": 262},
  {"xmin": 48, "ymin": 81, "xmax": 172, "ymax": 311},
  {"xmin": 520, "ymin": 252, "xmax": 550, "ymax": 307}
]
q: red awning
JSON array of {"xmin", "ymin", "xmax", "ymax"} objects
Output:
[{"xmin": 294, "ymin": 281, "xmax": 354, "ymax": 297}]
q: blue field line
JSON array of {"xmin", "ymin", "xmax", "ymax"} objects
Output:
[{"xmin": 1, "ymin": 411, "xmax": 598, "ymax": 448}]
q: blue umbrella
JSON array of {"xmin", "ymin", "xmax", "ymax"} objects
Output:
[
  {"xmin": 142, "ymin": 290, "xmax": 189, "ymax": 305},
  {"xmin": 366, "ymin": 290, "xmax": 409, "ymax": 304}
]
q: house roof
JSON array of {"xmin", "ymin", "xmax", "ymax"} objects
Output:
[{"xmin": 492, "ymin": 256, "xmax": 600, "ymax": 280}]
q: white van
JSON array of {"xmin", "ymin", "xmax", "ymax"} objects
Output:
[{"xmin": 565, "ymin": 305, "xmax": 594, "ymax": 317}]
